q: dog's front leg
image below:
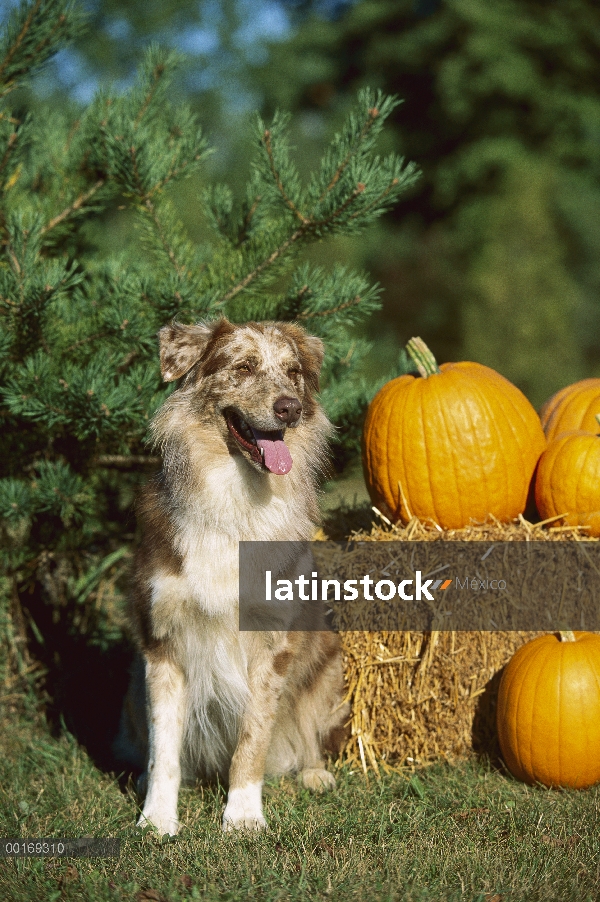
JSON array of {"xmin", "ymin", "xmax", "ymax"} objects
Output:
[
  {"xmin": 138, "ymin": 655, "xmax": 186, "ymax": 837},
  {"xmin": 222, "ymin": 646, "xmax": 286, "ymax": 831}
]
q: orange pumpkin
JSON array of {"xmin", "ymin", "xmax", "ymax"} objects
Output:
[
  {"xmin": 362, "ymin": 337, "xmax": 546, "ymax": 529},
  {"xmin": 497, "ymin": 631, "xmax": 600, "ymax": 788},
  {"xmin": 534, "ymin": 425, "xmax": 600, "ymax": 536},
  {"xmin": 540, "ymin": 378, "xmax": 600, "ymax": 442}
]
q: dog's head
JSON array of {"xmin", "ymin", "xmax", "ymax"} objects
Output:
[{"xmin": 156, "ymin": 318, "xmax": 325, "ymax": 475}]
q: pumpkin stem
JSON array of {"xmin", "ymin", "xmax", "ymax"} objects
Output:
[
  {"xmin": 559, "ymin": 630, "xmax": 576, "ymax": 642},
  {"xmin": 406, "ymin": 337, "xmax": 441, "ymax": 378}
]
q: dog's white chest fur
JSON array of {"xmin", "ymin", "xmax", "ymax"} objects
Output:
[
  {"xmin": 147, "ymin": 453, "xmax": 315, "ymax": 776},
  {"xmin": 158, "ymin": 453, "xmax": 313, "ymax": 617}
]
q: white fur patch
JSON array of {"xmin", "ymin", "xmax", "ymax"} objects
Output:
[
  {"xmin": 178, "ymin": 622, "xmax": 249, "ymax": 779},
  {"xmin": 137, "ymin": 805, "xmax": 180, "ymax": 838},
  {"xmin": 138, "ymin": 659, "xmax": 186, "ymax": 837},
  {"xmin": 222, "ymin": 781, "xmax": 266, "ymax": 831}
]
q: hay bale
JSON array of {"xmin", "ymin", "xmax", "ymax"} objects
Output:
[{"xmin": 334, "ymin": 515, "xmax": 597, "ymax": 773}]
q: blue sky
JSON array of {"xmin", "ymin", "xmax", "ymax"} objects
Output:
[{"xmin": 1, "ymin": 0, "xmax": 293, "ymax": 105}]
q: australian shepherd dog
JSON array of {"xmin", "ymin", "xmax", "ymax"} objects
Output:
[{"xmin": 116, "ymin": 318, "xmax": 348, "ymax": 835}]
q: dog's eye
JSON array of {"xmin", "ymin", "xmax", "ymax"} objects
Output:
[
  {"xmin": 288, "ymin": 367, "xmax": 301, "ymax": 379},
  {"xmin": 236, "ymin": 363, "xmax": 253, "ymax": 375}
]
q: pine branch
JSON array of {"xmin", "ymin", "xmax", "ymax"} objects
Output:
[
  {"xmin": 263, "ymin": 129, "xmax": 308, "ymax": 225},
  {"xmin": 0, "ymin": 0, "xmax": 82, "ymax": 92},
  {"xmin": 134, "ymin": 60, "xmax": 167, "ymax": 128},
  {"xmin": 297, "ymin": 295, "xmax": 363, "ymax": 319},
  {"xmin": 217, "ymin": 225, "xmax": 306, "ymax": 305},
  {"xmin": 213, "ymin": 96, "xmax": 419, "ymax": 309},
  {"xmin": 142, "ymin": 195, "xmax": 186, "ymax": 278},
  {"xmin": 236, "ymin": 194, "xmax": 262, "ymax": 245},
  {"xmin": 0, "ymin": 131, "xmax": 19, "ymax": 244},
  {"xmin": 128, "ymin": 142, "xmax": 144, "ymax": 197},
  {"xmin": 146, "ymin": 153, "xmax": 205, "ymax": 199},
  {"xmin": 215, "ymin": 182, "xmax": 374, "ymax": 305},
  {"xmin": 345, "ymin": 176, "xmax": 401, "ymax": 223},
  {"xmin": 0, "ymin": 130, "xmax": 18, "ymax": 182},
  {"xmin": 318, "ymin": 105, "xmax": 380, "ymax": 203},
  {"xmin": 64, "ymin": 330, "xmax": 109, "ymax": 353},
  {"xmin": 316, "ymin": 182, "xmax": 366, "ymax": 228},
  {"xmin": 40, "ymin": 178, "xmax": 106, "ymax": 237},
  {"xmin": 0, "ymin": 0, "xmax": 43, "ymax": 84},
  {"xmin": 6, "ymin": 238, "xmax": 21, "ymax": 278}
]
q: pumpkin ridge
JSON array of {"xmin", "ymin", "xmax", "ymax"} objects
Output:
[
  {"xmin": 572, "ymin": 643, "xmax": 590, "ymax": 787},
  {"xmin": 452, "ymin": 370, "xmax": 487, "ymax": 524},
  {"xmin": 431, "ymin": 372, "xmax": 463, "ymax": 527},
  {"xmin": 497, "ymin": 646, "xmax": 524, "ymax": 772},
  {"xmin": 383, "ymin": 381, "xmax": 399, "ymax": 516},
  {"xmin": 577, "ymin": 435, "xmax": 600, "ymax": 516},
  {"xmin": 582, "ymin": 639, "xmax": 600, "ymax": 698},
  {"xmin": 581, "ymin": 642, "xmax": 600, "ymax": 782},
  {"xmin": 544, "ymin": 439, "xmax": 565, "ymax": 519},
  {"xmin": 543, "ymin": 379, "xmax": 600, "ymax": 441},
  {"xmin": 501, "ymin": 386, "xmax": 540, "ymax": 476},
  {"xmin": 419, "ymin": 381, "xmax": 441, "ymax": 525},
  {"xmin": 580, "ymin": 639, "xmax": 600, "ymax": 786},
  {"xmin": 469, "ymin": 375, "xmax": 510, "ymax": 520},
  {"xmin": 557, "ymin": 642, "xmax": 563, "ymax": 785},
  {"xmin": 500, "ymin": 642, "xmax": 531, "ymax": 779},
  {"xmin": 519, "ymin": 639, "xmax": 554, "ymax": 782},
  {"xmin": 396, "ymin": 379, "xmax": 415, "ymax": 519},
  {"xmin": 553, "ymin": 383, "xmax": 589, "ymax": 437},
  {"xmin": 574, "ymin": 435, "xmax": 597, "ymax": 519},
  {"xmin": 474, "ymin": 375, "xmax": 529, "ymax": 516},
  {"xmin": 531, "ymin": 640, "xmax": 559, "ymax": 785},
  {"xmin": 564, "ymin": 640, "xmax": 590, "ymax": 787},
  {"xmin": 505, "ymin": 638, "xmax": 550, "ymax": 781},
  {"xmin": 583, "ymin": 394, "xmax": 600, "ymax": 431},
  {"xmin": 412, "ymin": 380, "xmax": 436, "ymax": 523},
  {"xmin": 546, "ymin": 444, "xmax": 562, "ymax": 518},
  {"xmin": 540, "ymin": 383, "xmax": 572, "ymax": 428}
]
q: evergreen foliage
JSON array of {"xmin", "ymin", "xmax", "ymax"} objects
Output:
[{"xmin": 0, "ymin": 1, "xmax": 418, "ymax": 658}]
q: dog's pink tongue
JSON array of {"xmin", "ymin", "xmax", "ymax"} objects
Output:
[{"xmin": 251, "ymin": 428, "xmax": 293, "ymax": 475}]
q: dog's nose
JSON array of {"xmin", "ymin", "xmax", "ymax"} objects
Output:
[{"xmin": 273, "ymin": 396, "xmax": 302, "ymax": 425}]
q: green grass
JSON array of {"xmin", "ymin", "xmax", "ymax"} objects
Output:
[{"xmin": 0, "ymin": 704, "xmax": 599, "ymax": 902}]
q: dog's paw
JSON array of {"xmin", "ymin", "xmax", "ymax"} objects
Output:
[
  {"xmin": 300, "ymin": 767, "xmax": 336, "ymax": 793},
  {"xmin": 137, "ymin": 808, "xmax": 179, "ymax": 837},
  {"xmin": 222, "ymin": 812, "xmax": 267, "ymax": 832},
  {"xmin": 222, "ymin": 783, "xmax": 267, "ymax": 832}
]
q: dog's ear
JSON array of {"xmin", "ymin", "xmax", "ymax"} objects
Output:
[
  {"xmin": 276, "ymin": 323, "xmax": 325, "ymax": 392},
  {"xmin": 293, "ymin": 328, "xmax": 325, "ymax": 393},
  {"xmin": 158, "ymin": 322, "xmax": 214, "ymax": 382},
  {"xmin": 301, "ymin": 335, "xmax": 325, "ymax": 378}
]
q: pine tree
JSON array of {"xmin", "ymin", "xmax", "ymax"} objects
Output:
[{"xmin": 0, "ymin": 0, "xmax": 418, "ymax": 668}]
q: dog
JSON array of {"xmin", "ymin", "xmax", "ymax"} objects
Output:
[{"xmin": 116, "ymin": 318, "xmax": 348, "ymax": 835}]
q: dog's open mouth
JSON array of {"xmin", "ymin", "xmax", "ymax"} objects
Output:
[{"xmin": 225, "ymin": 410, "xmax": 293, "ymax": 475}]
